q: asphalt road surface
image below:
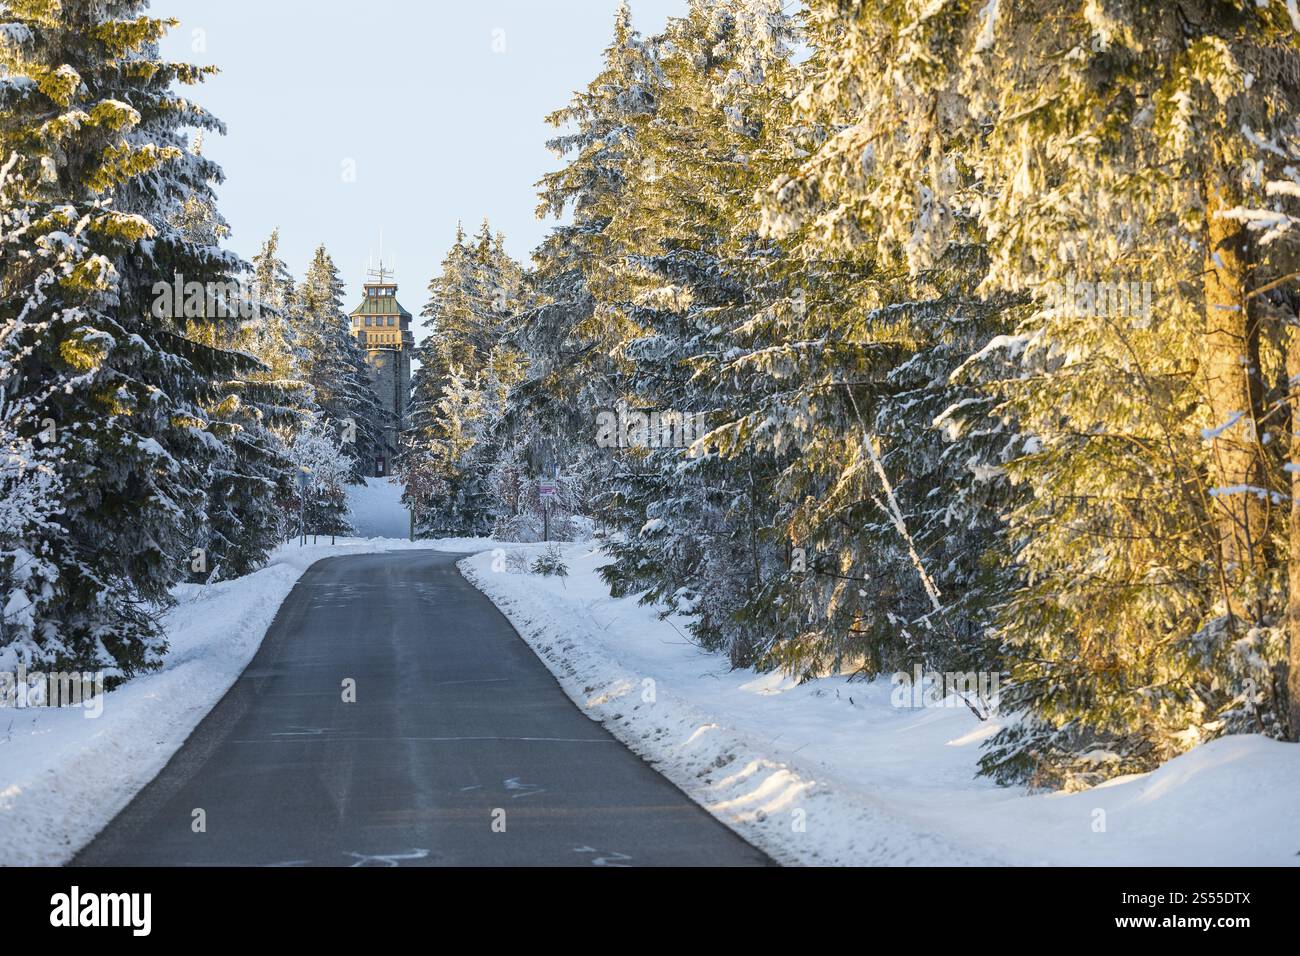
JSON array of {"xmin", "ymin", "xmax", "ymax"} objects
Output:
[{"xmin": 75, "ymin": 551, "xmax": 769, "ymax": 867}]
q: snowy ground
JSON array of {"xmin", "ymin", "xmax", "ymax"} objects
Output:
[
  {"xmin": 7, "ymin": 464, "xmax": 1296, "ymax": 866},
  {"xmin": 460, "ymin": 541, "xmax": 1300, "ymax": 867},
  {"xmin": 0, "ymin": 477, "xmax": 498, "ymax": 865}
]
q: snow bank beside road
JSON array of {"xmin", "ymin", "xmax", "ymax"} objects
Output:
[
  {"xmin": 460, "ymin": 542, "xmax": 1300, "ymax": 866},
  {"xmin": 0, "ymin": 536, "xmax": 491, "ymax": 866}
]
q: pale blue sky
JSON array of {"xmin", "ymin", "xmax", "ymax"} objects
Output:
[{"xmin": 158, "ymin": 0, "xmax": 687, "ymax": 321}]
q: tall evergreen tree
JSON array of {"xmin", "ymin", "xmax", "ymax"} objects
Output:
[
  {"xmin": 166, "ymin": 147, "xmax": 301, "ymax": 581},
  {"xmin": 1229, "ymin": 132, "xmax": 1300, "ymax": 739},
  {"xmin": 0, "ymin": 154, "xmax": 77, "ymax": 671},
  {"xmin": 249, "ymin": 229, "xmax": 303, "ymax": 382},
  {"xmin": 735, "ymin": 0, "xmax": 1016, "ymax": 684},
  {"xmin": 404, "ymin": 367, "xmax": 493, "ymax": 535},
  {"xmin": 0, "ymin": 0, "xmax": 267, "ymax": 677},
  {"xmin": 286, "ymin": 409, "xmax": 356, "ymax": 538},
  {"xmin": 401, "ymin": 220, "xmax": 526, "ymax": 535},
  {"xmin": 503, "ymin": 1, "xmax": 660, "ymax": 483},
  {"xmin": 593, "ymin": 0, "xmax": 803, "ymax": 665}
]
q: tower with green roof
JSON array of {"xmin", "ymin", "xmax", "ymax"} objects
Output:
[{"xmin": 349, "ymin": 263, "xmax": 413, "ymax": 476}]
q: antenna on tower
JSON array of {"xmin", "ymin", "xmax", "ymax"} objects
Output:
[{"xmin": 365, "ymin": 229, "xmax": 395, "ymax": 285}]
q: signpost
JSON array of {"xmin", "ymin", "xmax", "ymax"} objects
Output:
[
  {"xmin": 297, "ymin": 467, "xmax": 311, "ymax": 546},
  {"xmin": 539, "ymin": 479, "xmax": 556, "ymax": 542}
]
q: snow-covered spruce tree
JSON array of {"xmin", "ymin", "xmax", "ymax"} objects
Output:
[
  {"xmin": 401, "ymin": 220, "xmax": 526, "ymax": 535},
  {"xmin": 976, "ymin": 0, "xmax": 1300, "ymax": 785},
  {"xmin": 0, "ymin": 154, "xmax": 72, "ymax": 672},
  {"xmin": 786, "ymin": 0, "xmax": 1300, "ymax": 786},
  {"xmin": 413, "ymin": 220, "xmax": 523, "ymax": 397},
  {"xmin": 403, "ymin": 367, "xmax": 494, "ymax": 535},
  {"xmin": 493, "ymin": 259, "xmax": 609, "ymax": 520},
  {"xmin": 249, "ymin": 228, "xmax": 304, "ymax": 382},
  {"xmin": 285, "ymin": 410, "xmax": 356, "ymax": 538},
  {"xmin": 171, "ymin": 167, "xmax": 295, "ymax": 581},
  {"xmin": 739, "ymin": 2, "xmax": 1018, "ymax": 682},
  {"xmin": 592, "ymin": 0, "xmax": 804, "ymax": 665},
  {"xmin": 294, "ymin": 243, "xmax": 384, "ymax": 481},
  {"xmin": 0, "ymin": 2, "xmax": 263, "ymax": 677},
  {"xmin": 503, "ymin": 0, "xmax": 662, "ymax": 488},
  {"xmin": 244, "ymin": 229, "xmax": 324, "ymax": 537},
  {"xmin": 195, "ymin": 369, "xmax": 295, "ymax": 580}
]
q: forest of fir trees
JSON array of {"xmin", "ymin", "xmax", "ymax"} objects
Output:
[
  {"xmin": 0, "ymin": 1, "xmax": 384, "ymax": 683},
  {"xmin": 5, "ymin": 0, "xmax": 1300, "ymax": 794},
  {"xmin": 403, "ymin": 0, "xmax": 1300, "ymax": 790}
]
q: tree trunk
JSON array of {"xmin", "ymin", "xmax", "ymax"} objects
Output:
[
  {"xmin": 1202, "ymin": 174, "xmax": 1269, "ymax": 611},
  {"xmin": 1288, "ymin": 330, "xmax": 1300, "ymax": 739}
]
